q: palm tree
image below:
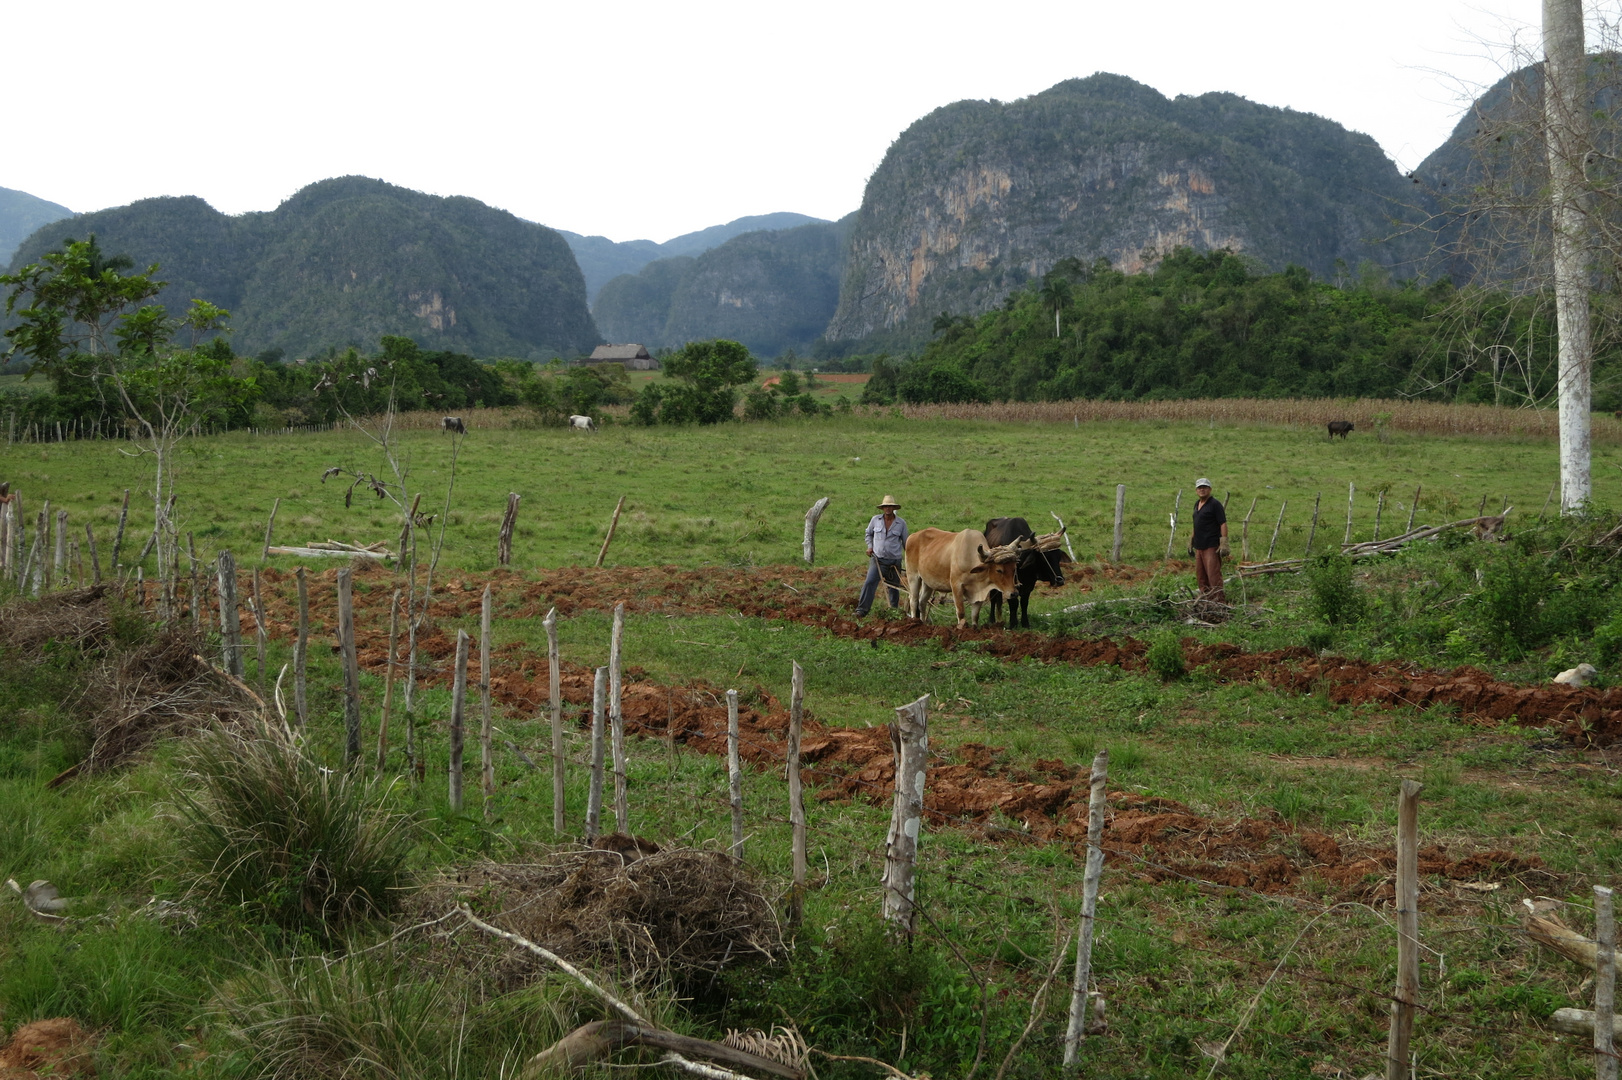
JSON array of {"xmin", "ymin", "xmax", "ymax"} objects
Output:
[{"xmin": 1038, "ymin": 274, "xmax": 1073, "ymax": 338}]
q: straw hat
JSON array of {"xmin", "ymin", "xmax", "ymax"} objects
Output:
[{"xmin": 877, "ymin": 494, "xmax": 902, "ymax": 509}]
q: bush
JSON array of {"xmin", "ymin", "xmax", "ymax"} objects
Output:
[
  {"xmin": 1145, "ymin": 632, "xmax": 1186, "ymax": 680},
  {"xmin": 175, "ymin": 732, "xmax": 416, "ymax": 940},
  {"xmin": 1468, "ymin": 547, "xmax": 1555, "ymax": 656},
  {"xmin": 1304, "ymin": 552, "xmax": 1365, "ymax": 624}
]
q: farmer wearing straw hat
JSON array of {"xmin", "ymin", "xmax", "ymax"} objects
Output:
[
  {"xmin": 856, "ymin": 494, "xmax": 908, "ymax": 617},
  {"xmin": 1188, "ymin": 478, "xmax": 1230, "ymax": 606}
]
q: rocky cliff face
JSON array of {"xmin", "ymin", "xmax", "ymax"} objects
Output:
[{"xmin": 826, "ymin": 74, "xmax": 1420, "ymax": 344}]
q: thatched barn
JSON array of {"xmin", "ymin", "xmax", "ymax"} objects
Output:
[{"xmin": 586, "ymin": 344, "xmax": 658, "ymax": 371}]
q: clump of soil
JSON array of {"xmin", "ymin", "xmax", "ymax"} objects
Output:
[
  {"xmin": 416, "ymin": 845, "xmax": 782, "ymax": 988},
  {"xmin": 0, "ymin": 1017, "xmax": 96, "ymax": 1078}
]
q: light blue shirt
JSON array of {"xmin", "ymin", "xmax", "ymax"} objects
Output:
[{"xmin": 866, "ymin": 514, "xmax": 908, "ymax": 561}]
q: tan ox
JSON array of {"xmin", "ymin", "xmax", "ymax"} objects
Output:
[{"xmin": 905, "ymin": 528, "xmax": 1026, "ymax": 628}]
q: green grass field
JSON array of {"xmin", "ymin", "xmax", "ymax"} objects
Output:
[{"xmin": 1, "ymin": 410, "xmax": 1617, "ymax": 1078}]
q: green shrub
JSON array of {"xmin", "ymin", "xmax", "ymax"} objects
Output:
[
  {"xmin": 1469, "ymin": 547, "xmax": 1555, "ymax": 656},
  {"xmin": 1304, "ymin": 552, "xmax": 1365, "ymax": 624},
  {"xmin": 1145, "ymin": 632, "xmax": 1186, "ymax": 680},
  {"xmin": 1304, "ymin": 625, "xmax": 1334, "ymax": 653},
  {"xmin": 175, "ymin": 732, "xmax": 415, "ymax": 940}
]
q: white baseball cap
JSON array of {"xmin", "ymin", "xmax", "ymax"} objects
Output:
[{"xmin": 1195, "ymin": 478, "xmax": 1213, "ymax": 488}]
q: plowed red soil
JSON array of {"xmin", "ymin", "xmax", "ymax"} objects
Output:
[
  {"xmin": 0, "ymin": 1018, "xmax": 95, "ymax": 1078},
  {"xmin": 231, "ymin": 563, "xmax": 1557, "ymax": 901}
]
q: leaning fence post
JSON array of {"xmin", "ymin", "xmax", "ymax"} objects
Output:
[
  {"xmin": 498, "ymin": 492, "xmax": 520, "ymax": 566},
  {"xmin": 1304, "ymin": 492, "xmax": 1322, "ymax": 558},
  {"xmin": 1267, "ymin": 500, "xmax": 1287, "ymax": 561},
  {"xmin": 293, "ymin": 567, "xmax": 309, "ymax": 728},
  {"xmin": 786, "ymin": 661, "xmax": 808, "ymax": 926},
  {"xmin": 544, "ymin": 607, "xmax": 564, "ymax": 833},
  {"xmin": 1598, "ymin": 885, "xmax": 1618, "ymax": 1080},
  {"xmin": 882, "ymin": 693, "xmax": 929, "ymax": 933},
  {"xmin": 803, "ymin": 496, "xmax": 831, "ymax": 564},
  {"xmin": 85, "ymin": 522, "xmax": 101, "ymax": 585},
  {"xmin": 337, "ymin": 567, "xmax": 362, "ymax": 764},
  {"xmin": 1344, "ymin": 482, "xmax": 1356, "ymax": 546},
  {"xmin": 1407, "ymin": 485, "xmax": 1421, "ymax": 533},
  {"xmin": 216, "ymin": 551, "xmax": 244, "ymax": 677},
  {"xmin": 1163, "ymin": 489, "xmax": 1182, "ymax": 561},
  {"xmin": 1385, "ymin": 778, "xmax": 1423, "ymax": 1080},
  {"xmin": 1240, "ymin": 496, "xmax": 1257, "ymax": 563},
  {"xmin": 260, "ymin": 497, "xmax": 279, "ymax": 566},
  {"xmin": 595, "ymin": 495, "xmax": 626, "ymax": 568},
  {"xmin": 727, "ymin": 688, "xmax": 744, "ymax": 861},
  {"xmin": 449, "ymin": 629, "xmax": 469, "ymax": 811},
  {"xmin": 378, "ymin": 588, "xmax": 400, "ymax": 773},
  {"xmin": 1112, "ymin": 484, "xmax": 1126, "ymax": 564},
  {"xmin": 610, "ymin": 602, "xmax": 628, "ymax": 833},
  {"xmin": 480, "ymin": 584, "xmax": 495, "ymax": 820},
  {"xmin": 587, "ymin": 666, "xmax": 607, "ymax": 840},
  {"xmin": 1063, "ymin": 749, "xmax": 1109, "ymax": 1066}
]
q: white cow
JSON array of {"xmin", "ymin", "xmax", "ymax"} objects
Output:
[
  {"xmin": 1554, "ymin": 663, "xmax": 1598, "ymax": 688},
  {"xmin": 568, "ymin": 414, "xmax": 598, "ymax": 432}
]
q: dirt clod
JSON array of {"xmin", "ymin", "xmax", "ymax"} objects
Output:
[{"xmin": 0, "ymin": 1018, "xmax": 96, "ymax": 1078}]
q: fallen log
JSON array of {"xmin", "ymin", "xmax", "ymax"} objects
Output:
[
  {"xmin": 523, "ymin": 1020, "xmax": 804, "ymax": 1080},
  {"xmin": 1527, "ymin": 911, "xmax": 1599, "ymax": 969},
  {"xmin": 1552, "ymin": 1007, "xmax": 1616, "ymax": 1039},
  {"xmin": 267, "ymin": 546, "xmax": 391, "ymax": 560},
  {"xmin": 1239, "ymin": 513, "xmax": 1514, "ymax": 577}
]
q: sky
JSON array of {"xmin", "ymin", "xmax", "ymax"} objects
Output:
[{"xmin": 2, "ymin": 0, "xmax": 1580, "ymax": 244}]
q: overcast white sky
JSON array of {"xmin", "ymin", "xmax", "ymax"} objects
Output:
[{"xmin": 2, "ymin": 0, "xmax": 1578, "ymax": 243}]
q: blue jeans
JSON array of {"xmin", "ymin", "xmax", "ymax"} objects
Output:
[{"xmin": 857, "ymin": 558, "xmax": 903, "ymax": 615}]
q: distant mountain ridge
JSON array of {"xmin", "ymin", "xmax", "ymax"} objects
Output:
[
  {"xmin": 0, "ymin": 186, "xmax": 72, "ymax": 267},
  {"xmin": 6, "ymin": 177, "xmax": 598, "ymax": 360},
  {"xmin": 555, "ymin": 212, "xmax": 829, "ymax": 305}
]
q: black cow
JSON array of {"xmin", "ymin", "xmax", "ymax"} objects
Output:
[
  {"xmin": 1327, "ymin": 420, "xmax": 1354, "ymax": 440},
  {"xmin": 982, "ymin": 517, "xmax": 1071, "ymax": 629}
]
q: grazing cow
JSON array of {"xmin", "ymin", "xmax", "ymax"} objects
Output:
[
  {"xmin": 442, "ymin": 416, "xmax": 467, "ymax": 434},
  {"xmin": 1327, "ymin": 420, "xmax": 1354, "ymax": 440},
  {"xmin": 905, "ymin": 527, "xmax": 1027, "ymax": 628},
  {"xmin": 569, "ymin": 414, "xmax": 598, "ymax": 432},
  {"xmin": 983, "ymin": 517, "xmax": 1072, "ymax": 629}
]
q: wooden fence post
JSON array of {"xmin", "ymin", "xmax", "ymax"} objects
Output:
[
  {"xmin": 251, "ymin": 569, "xmax": 268, "ymax": 698},
  {"xmin": 377, "ymin": 588, "xmax": 400, "ymax": 772},
  {"xmin": 1267, "ymin": 500, "xmax": 1287, "ymax": 561},
  {"xmin": 449, "ymin": 629, "xmax": 469, "ymax": 811},
  {"xmin": 1240, "ymin": 496, "xmax": 1258, "ymax": 562},
  {"xmin": 1163, "ymin": 489, "xmax": 1183, "ymax": 561},
  {"xmin": 882, "ymin": 693, "xmax": 929, "ymax": 933},
  {"xmin": 1598, "ymin": 885, "xmax": 1618, "ymax": 1080},
  {"xmin": 293, "ymin": 567, "xmax": 309, "ymax": 728},
  {"xmin": 337, "ymin": 567, "xmax": 362, "ymax": 764},
  {"xmin": 544, "ymin": 607, "xmax": 564, "ymax": 833},
  {"xmin": 727, "ymin": 688, "xmax": 744, "ymax": 861},
  {"xmin": 216, "ymin": 551, "xmax": 243, "ymax": 677},
  {"xmin": 1539, "ymin": 483, "xmax": 1557, "ymax": 524},
  {"xmin": 498, "ymin": 493, "xmax": 520, "ymax": 566},
  {"xmin": 110, "ymin": 490, "xmax": 129, "ymax": 570},
  {"xmin": 480, "ymin": 584, "xmax": 495, "ymax": 820},
  {"xmin": 1374, "ymin": 490, "xmax": 1386, "ymax": 542},
  {"xmin": 786, "ymin": 662, "xmax": 808, "ymax": 926},
  {"xmin": 85, "ymin": 522, "xmax": 101, "ymax": 584},
  {"xmin": 1112, "ymin": 484, "xmax": 1126, "ymax": 564},
  {"xmin": 34, "ymin": 505, "xmax": 47, "ymax": 594},
  {"xmin": 1344, "ymin": 482, "xmax": 1356, "ymax": 546},
  {"xmin": 1063, "ymin": 749, "xmax": 1109, "ymax": 1066},
  {"xmin": 1386, "ymin": 778, "xmax": 1423, "ymax": 1080},
  {"xmin": 1304, "ymin": 492, "xmax": 1322, "ymax": 558},
  {"xmin": 595, "ymin": 496, "xmax": 626, "ymax": 567},
  {"xmin": 260, "ymin": 497, "xmax": 279, "ymax": 566},
  {"xmin": 1407, "ymin": 485, "xmax": 1421, "ymax": 533},
  {"xmin": 587, "ymin": 666, "xmax": 607, "ymax": 840},
  {"xmin": 803, "ymin": 496, "xmax": 831, "ymax": 564},
  {"xmin": 186, "ymin": 534, "xmax": 200, "ymax": 630},
  {"xmin": 610, "ymin": 602, "xmax": 628, "ymax": 833},
  {"xmin": 54, "ymin": 509, "xmax": 67, "ymax": 587}
]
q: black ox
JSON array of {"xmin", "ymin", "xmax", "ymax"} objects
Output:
[
  {"xmin": 981, "ymin": 517, "xmax": 1071, "ymax": 629},
  {"xmin": 1327, "ymin": 420, "xmax": 1353, "ymax": 440}
]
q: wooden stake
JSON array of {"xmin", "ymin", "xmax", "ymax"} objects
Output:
[
  {"xmin": 293, "ymin": 567, "xmax": 309, "ymax": 728},
  {"xmin": 1344, "ymin": 482, "xmax": 1355, "ymax": 546},
  {"xmin": 610, "ymin": 602, "xmax": 628, "ymax": 833},
  {"xmin": 544, "ymin": 607, "xmax": 564, "ymax": 833},
  {"xmin": 881, "ymin": 693, "xmax": 929, "ymax": 933},
  {"xmin": 337, "ymin": 567, "xmax": 362, "ymax": 764},
  {"xmin": 595, "ymin": 495, "xmax": 626, "ymax": 567},
  {"xmin": 498, "ymin": 492, "xmax": 520, "ymax": 566},
  {"xmin": 85, "ymin": 522, "xmax": 101, "ymax": 584},
  {"xmin": 1304, "ymin": 492, "xmax": 1321, "ymax": 558},
  {"xmin": 1064, "ymin": 748, "xmax": 1109, "ymax": 1066},
  {"xmin": 787, "ymin": 661, "xmax": 808, "ymax": 927},
  {"xmin": 1374, "ymin": 489, "xmax": 1385, "ymax": 542},
  {"xmin": 1241, "ymin": 496, "xmax": 1257, "ymax": 563},
  {"xmin": 1266, "ymin": 500, "xmax": 1286, "ymax": 562},
  {"xmin": 1598, "ymin": 885, "xmax": 1618, "ymax": 1080},
  {"xmin": 187, "ymin": 534, "xmax": 200, "ymax": 630},
  {"xmin": 1407, "ymin": 485, "xmax": 1421, "ymax": 533},
  {"xmin": 449, "ymin": 629, "xmax": 469, "ymax": 811},
  {"xmin": 1539, "ymin": 483, "xmax": 1557, "ymax": 524},
  {"xmin": 727, "ymin": 688, "xmax": 744, "ymax": 861},
  {"xmin": 378, "ymin": 588, "xmax": 401, "ymax": 773},
  {"xmin": 252, "ymin": 569, "xmax": 268, "ymax": 699},
  {"xmin": 480, "ymin": 584, "xmax": 495, "ymax": 820},
  {"xmin": 110, "ymin": 489, "xmax": 130, "ymax": 569},
  {"xmin": 54, "ymin": 509, "xmax": 67, "ymax": 587},
  {"xmin": 1385, "ymin": 778, "xmax": 1423, "ymax": 1080},
  {"xmin": 1112, "ymin": 484, "xmax": 1126, "ymax": 564},
  {"xmin": 802, "ymin": 496, "xmax": 831, "ymax": 564},
  {"xmin": 259, "ymin": 497, "xmax": 279, "ymax": 566},
  {"xmin": 216, "ymin": 551, "xmax": 243, "ymax": 676},
  {"xmin": 1163, "ymin": 489, "xmax": 1182, "ymax": 561},
  {"xmin": 587, "ymin": 666, "xmax": 607, "ymax": 840},
  {"xmin": 70, "ymin": 540, "xmax": 81, "ymax": 587}
]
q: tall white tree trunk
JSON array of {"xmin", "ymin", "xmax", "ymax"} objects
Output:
[{"xmin": 1546, "ymin": 0, "xmax": 1593, "ymax": 512}]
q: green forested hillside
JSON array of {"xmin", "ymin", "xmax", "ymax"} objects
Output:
[
  {"xmin": 5, "ymin": 178, "xmax": 598, "ymax": 360},
  {"xmin": 594, "ymin": 217, "xmax": 852, "ymax": 356},
  {"xmin": 0, "ymin": 186, "xmax": 72, "ymax": 267}
]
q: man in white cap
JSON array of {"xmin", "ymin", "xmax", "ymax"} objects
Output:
[
  {"xmin": 856, "ymin": 495, "xmax": 908, "ymax": 617},
  {"xmin": 1188, "ymin": 478, "xmax": 1230, "ymax": 607}
]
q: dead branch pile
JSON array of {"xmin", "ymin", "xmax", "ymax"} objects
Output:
[
  {"xmin": 1238, "ymin": 513, "xmax": 1511, "ymax": 577},
  {"xmin": 416, "ymin": 845, "xmax": 783, "ymax": 988},
  {"xmin": 0, "ymin": 586, "xmax": 258, "ymax": 773}
]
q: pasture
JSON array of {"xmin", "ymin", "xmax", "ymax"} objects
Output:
[{"xmin": 1, "ymin": 408, "xmax": 1620, "ymax": 1079}]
